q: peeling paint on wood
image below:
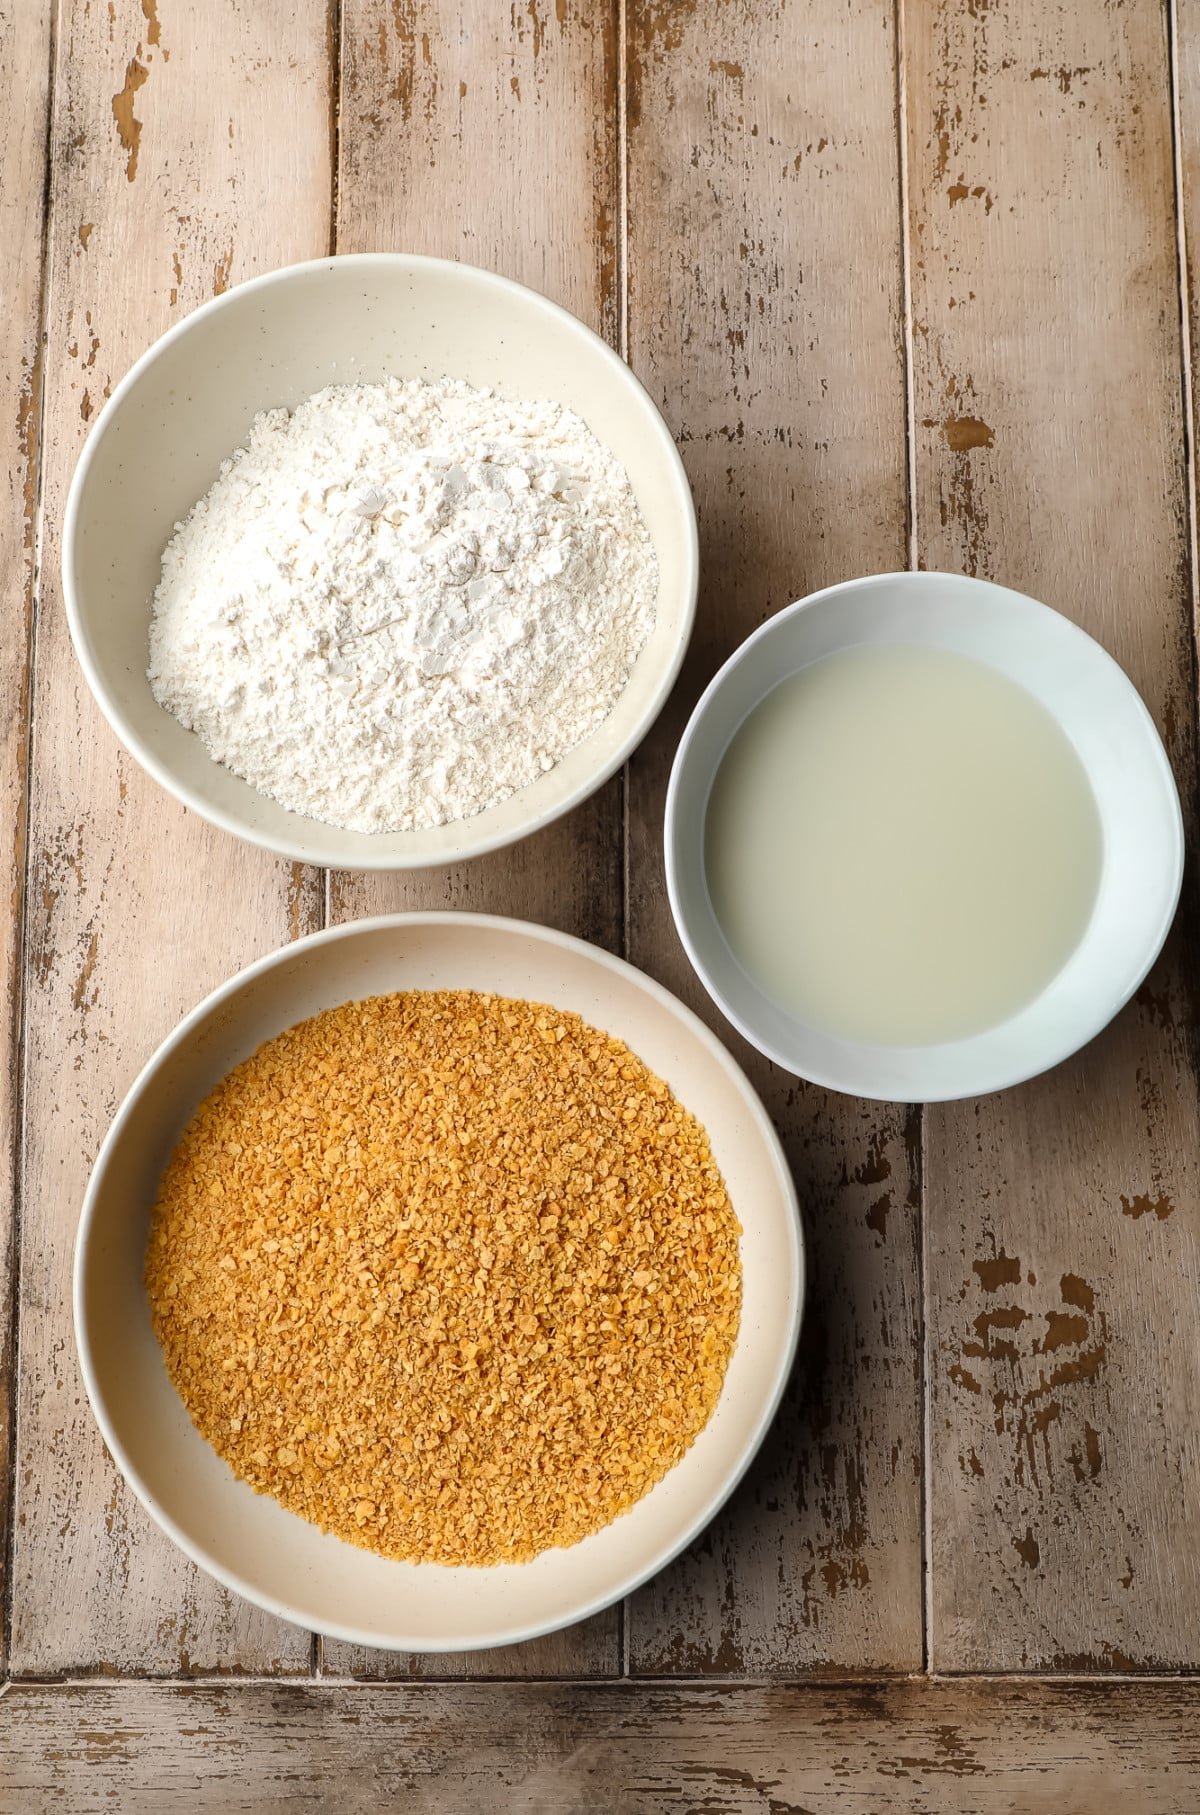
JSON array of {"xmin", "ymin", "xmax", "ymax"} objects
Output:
[
  {"xmin": 11, "ymin": 0, "xmax": 333, "ymax": 1677},
  {"xmin": 111, "ymin": 57, "xmax": 148, "ymax": 180},
  {"xmin": 0, "ymin": 0, "xmax": 54, "ymax": 1676},
  {"xmin": 909, "ymin": 0, "xmax": 1200, "ymax": 1670},
  {"xmin": 3, "ymin": 1679, "xmax": 1200, "ymax": 1813},
  {"xmin": 622, "ymin": 0, "xmax": 921, "ymax": 1674}
]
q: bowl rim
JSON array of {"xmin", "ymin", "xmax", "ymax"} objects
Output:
[
  {"xmin": 62, "ymin": 251, "xmax": 699, "ymax": 871},
  {"xmin": 73, "ymin": 910, "xmax": 805, "ymax": 1652},
  {"xmin": 664, "ymin": 569, "xmax": 1186, "ymax": 1102}
]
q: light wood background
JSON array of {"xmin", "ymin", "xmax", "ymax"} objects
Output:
[{"xmin": 2, "ymin": 0, "xmax": 1199, "ymax": 1804}]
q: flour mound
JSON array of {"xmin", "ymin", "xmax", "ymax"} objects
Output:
[{"xmin": 147, "ymin": 376, "xmax": 658, "ymax": 833}]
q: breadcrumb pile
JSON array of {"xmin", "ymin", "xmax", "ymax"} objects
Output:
[{"xmin": 145, "ymin": 990, "xmax": 742, "ymax": 1565}]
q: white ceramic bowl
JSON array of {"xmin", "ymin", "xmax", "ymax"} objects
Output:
[
  {"xmin": 63, "ymin": 255, "xmax": 697, "ymax": 869},
  {"xmin": 74, "ymin": 913, "xmax": 803, "ymax": 1652},
  {"xmin": 665, "ymin": 572, "xmax": 1184, "ymax": 1102}
]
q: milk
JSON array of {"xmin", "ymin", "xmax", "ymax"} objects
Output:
[{"xmin": 704, "ymin": 643, "xmax": 1103, "ymax": 1047}]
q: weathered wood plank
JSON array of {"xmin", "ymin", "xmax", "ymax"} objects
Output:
[
  {"xmin": 908, "ymin": 0, "xmax": 1200, "ymax": 1667},
  {"xmin": 12, "ymin": 0, "xmax": 333, "ymax": 1675},
  {"xmin": 322, "ymin": 0, "xmax": 623, "ymax": 1679},
  {"xmin": 328, "ymin": 0, "xmax": 623, "ymax": 953},
  {"xmin": 1182, "ymin": 0, "xmax": 1200, "ymax": 429},
  {"xmin": 4, "ymin": 1678, "xmax": 1200, "ymax": 1813},
  {"xmin": 0, "ymin": 0, "xmax": 53, "ymax": 1673},
  {"xmin": 329, "ymin": 0, "xmax": 622, "ymax": 934},
  {"xmin": 320, "ymin": 1620, "xmax": 616, "ymax": 1685},
  {"xmin": 622, "ymin": 2, "xmax": 920, "ymax": 1672}
]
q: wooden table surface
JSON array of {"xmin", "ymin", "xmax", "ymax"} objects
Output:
[{"xmin": 3, "ymin": 1, "xmax": 1200, "ymax": 1808}]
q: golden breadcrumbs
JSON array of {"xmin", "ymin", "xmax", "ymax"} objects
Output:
[{"xmin": 145, "ymin": 990, "xmax": 741, "ymax": 1564}]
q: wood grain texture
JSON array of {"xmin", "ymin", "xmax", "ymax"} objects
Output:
[
  {"xmin": 4, "ymin": 1678, "xmax": 1200, "ymax": 1813},
  {"xmin": 908, "ymin": 0, "xmax": 1200, "ymax": 1668},
  {"xmin": 321, "ymin": 1620, "xmax": 616, "ymax": 1684},
  {"xmin": 0, "ymin": 2, "xmax": 53, "ymax": 1673},
  {"xmin": 622, "ymin": 2, "xmax": 920, "ymax": 1673},
  {"xmin": 322, "ymin": 0, "xmax": 623, "ymax": 1680},
  {"xmin": 1183, "ymin": 0, "xmax": 1200, "ymax": 443},
  {"xmin": 11, "ymin": 0, "xmax": 333, "ymax": 1676}
]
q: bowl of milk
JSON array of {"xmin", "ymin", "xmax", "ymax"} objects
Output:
[{"xmin": 665, "ymin": 571, "xmax": 1183, "ymax": 1101}]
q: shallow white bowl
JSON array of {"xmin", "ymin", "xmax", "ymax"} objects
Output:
[
  {"xmin": 74, "ymin": 913, "xmax": 803, "ymax": 1652},
  {"xmin": 665, "ymin": 571, "xmax": 1184, "ymax": 1102},
  {"xmin": 64, "ymin": 254, "xmax": 697, "ymax": 869}
]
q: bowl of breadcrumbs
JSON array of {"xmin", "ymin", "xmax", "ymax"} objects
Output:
[{"xmin": 75, "ymin": 914, "xmax": 803, "ymax": 1652}]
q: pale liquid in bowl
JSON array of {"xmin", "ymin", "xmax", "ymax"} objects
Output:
[{"xmin": 704, "ymin": 643, "xmax": 1104, "ymax": 1046}]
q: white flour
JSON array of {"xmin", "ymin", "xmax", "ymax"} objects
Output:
[{"xmin": 148, "ymin": 376, "xmax": 658, "ymax": 833}]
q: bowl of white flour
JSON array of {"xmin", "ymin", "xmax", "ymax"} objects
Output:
[{"xmin": 63, "ymin": 254, "xmax": 697, "ymax": 867}]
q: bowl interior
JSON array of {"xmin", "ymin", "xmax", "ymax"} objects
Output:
[
  {"xmin": 66, "ymin": 256, "xmax": 695, "ymax": 868},
  {"xmin": 667, "ymin": 572, "xmax": 1183, "ymax": 1102},
  {"xmin": 76, "ymin": 915, "xmax": 802, "ymax": 1652}
]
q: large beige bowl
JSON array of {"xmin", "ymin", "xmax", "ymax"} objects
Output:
[
  {"xmin": 63, "ymin": 255, "xmax": 697, "ymax": 868},
  {"xmin": 74, "ymin": 914, "xmax": 803, "ymax": 1652}
]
